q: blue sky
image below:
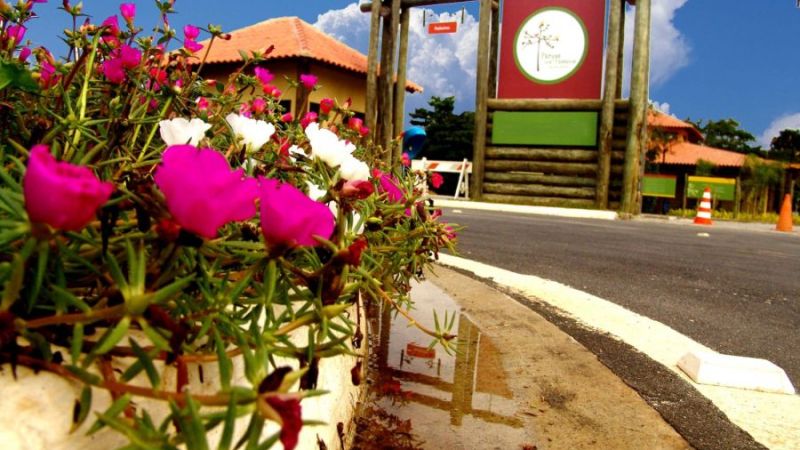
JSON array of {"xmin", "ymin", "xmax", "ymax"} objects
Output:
[{"xmin": 22, "ymin": 1, "xmax": 800, "ymax": 148}]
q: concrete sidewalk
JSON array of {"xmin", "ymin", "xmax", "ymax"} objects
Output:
[
  {"xmin": 435, "ymin": 254, "xmax": 799, "ymax": 450},
  {"xmin": 415, "ymin": 266, "xmax": 691, "ymax": 450}
]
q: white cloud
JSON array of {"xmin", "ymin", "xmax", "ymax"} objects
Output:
[
  {"xmin": 623, "ymin": 0, "xmax": 690, "ymax": 90},
  {"xmin": 651, "ymin": 100, "xmax": 671, "ymax": 115},
  {"xmin": 314, "ymin": 4, "xmax": 478, "ymax": 126},
  {"xmin": 758, "ymin": 113, "xmax": 800, "ymax": 148}
]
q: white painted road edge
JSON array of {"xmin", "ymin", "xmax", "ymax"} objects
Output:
[
  {"xmin": 433, "ymin": 198, "xmax": 619, "ymax": 221},
  {"xmin": 437, "ymin": 253, "xmax": 800, "ymax": 450}
]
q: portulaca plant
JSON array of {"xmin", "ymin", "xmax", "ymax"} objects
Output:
[{"xmin": 0, "ymin": 1, "xmax": 457, "ymax": 449}]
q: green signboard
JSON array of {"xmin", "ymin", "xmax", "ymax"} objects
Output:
[
  {"xmin": 491, "ymin": 111, "xmax": 598, "ymax": 146},
  {"xmin": 642, "ymin": 174, "xmax": 677, "ymax": 198},
  {"xmin": 686, "ymin": 176, "xmax": 736, "ymax": 201}
]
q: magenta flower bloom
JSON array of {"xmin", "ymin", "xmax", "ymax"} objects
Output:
[
  {"xmin": 251, "ymin": 97, "xmax": 267, "ymax": 114},
  {"xmin": 23, "ymin": 145, "xmax": 114, "ymax": 231},
  {"xmin": 373, "ymin": 169, "xmax": 404, "ymax": 203},
  {"xmin": 101, "ymin": 15, "xmax": 120, "ymax": 36},
  {"xmin": 347, "ymin": 117, "xmax": 363, "ymax": 132},
  {"xmin": 259, "ymin": 178, "xmax": 334, "ymax": 247},
  {"xmin": 120, "ymin": 3, "xmax": 135, "ymax": 23},
  {"xmin": 102, "ymin": 59, "xmax": 125, "ymax": 84},
  {"xmin": 102, "ymin": 44, "xmax": 140, "ymax": 84},
  {"xmin": 6, "ymin": 25, "xmax": 26, "ymax": 44},
  {"xmin": 18, "ymin": 47, "xmax": 31, "ymax": 62},
  {"xmin": 184, "ymin": 39, "xmax": 203, "ymax": 53},
  {"xmin": 401, "ymin": 152, "xmax": 410, "ymax": 167},
  {"xmin": 299, "ymin": 73, "xmax": 318, "ymax": 90},
  {"xmin": 154, "ymin": 145, "xmax": 259, "ymax": 238},
  {"xmin": 183, "ymin": 24, "xmax": 200, "ymax": 40},
  {"xmin": 39, "ymin": 61, "xmax": 59, "ymax": 89},
  {"xmin": 196, "ymin": 96, "xmax": 209, "ymax": 111},
  {"xmin": 430, "ymin": 172, "xmax": 444, "ymax": 189},
  {"xmin": 281, "ymin": 112, "xmax": 293, "ymax": 123},
  {"xmin": 300, "ymin": 111, "xmax": 318, "ymax": 129},
  {"xmin": 254, "ymin": 67, "xmax": 274, "ymax": 86},
  {"xmin": 319, "ymin": 98, "xmax": 334, "ymax": 115}
]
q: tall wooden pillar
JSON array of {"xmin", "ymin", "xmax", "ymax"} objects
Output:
[
  {"xmin": 366, "ymin": 0, "xmax": 382, "ymax": 143},
  {"xmin": 596, "ymin": 0, "xmax": 624, "ymax": 208},
  {"xmin": 471, "ymin": 0, "xmax": 492, "ymax": 199},
  {"xmin": 621, "ymin": 0, "xmax": 651, "ymax": 215},
  {"xmin": 379, "ymin": 0, "xmax": 401, "ymax": 163},
  {"xmin": 393, "ymin": 6, "xmax": 411, "ymax": 165},
  {"xmin": 487, "ymin": 1, "xmax": 500, "ymax": 99},
  {"xmin": 615, "ymin": 2, "xmax": 626, "ymax": 99}
]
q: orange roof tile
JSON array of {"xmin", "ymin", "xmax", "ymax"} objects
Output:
[
  {"xmin": 659, "ymin": 142, "xmax": 747, "ymax": 167},
  {"xmin": 194, "ymin": 17, "xmax": 422, "ymax": 93},
  {"xmin": 648, "ymin": 110, "xmax": 704, "ymax": 142}
]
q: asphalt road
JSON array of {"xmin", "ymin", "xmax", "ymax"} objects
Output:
[{"xmin": 445, "ymin": 209, "xmax": 800, "ymax": 386}]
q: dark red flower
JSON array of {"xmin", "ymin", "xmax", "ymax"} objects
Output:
[{"xmin": 264, "ymin": 394, "xmax": 302, "ymax": 450}]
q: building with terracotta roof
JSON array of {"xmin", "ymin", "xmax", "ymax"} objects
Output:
[
  {"xmin": 194, "ymin": 17, "xmax": 421, "ymax": 119},
  {"xmin": 647, "ymin": 110, "xmax": 745, "ymax": 168}
]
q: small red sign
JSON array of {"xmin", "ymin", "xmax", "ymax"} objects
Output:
[
  {"xmin": 406, "ymin": 343, "xmax": 436, "ymax": 359},
  {"xmin": 428, "ymin": 22, "xmax": 458, "ymax": 34}
]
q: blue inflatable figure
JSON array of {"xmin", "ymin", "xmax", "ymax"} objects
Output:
[{"xmin": 402, "ymin": 126, "xmax": 426, "ymax": 159}]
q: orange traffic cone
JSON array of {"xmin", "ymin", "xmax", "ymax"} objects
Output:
[
  {"xmin": 694, "ymin": 187, "xmax": 713, "ymax": 225},
  {"xmin": 776, "ymin": 193, "xmax": 793, "ymax": 232}
]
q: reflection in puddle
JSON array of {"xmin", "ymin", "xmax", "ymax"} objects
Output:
[{"xmin": 353, "ymin": 281, "xmax": 528, "ymax": 449}]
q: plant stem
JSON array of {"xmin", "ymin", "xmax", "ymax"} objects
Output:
[{"xmin": 23, "ymin": 304, "xmax": 126, "ymax": 329}]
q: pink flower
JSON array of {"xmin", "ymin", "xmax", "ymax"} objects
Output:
[
  {"xmin": 6, "ymin": 25, "xmax": 26, "ymax": 44},
  {"xmin": 401, "ymin": 152, "xmax": 410, "ymax": 167},
  {"xmin": 120, "ymin": 3, "xmax": 135, "ymax": 23},
  {"xmin": 23, "ymin": 145, "xmax": 114, "ymax": 231},
  {"xmin": 264, "ymin": 395, "xmax": 302, "ymax": 450},
  {"xmin": 300, "ymin": 111, "xmax": 318, "ymax": 129},
  {"xmin": 299, "ymin": 73, "xmax": 317, "ymax": 90},
  {"xmin": 373, "ymin": 169, "xmax": 404, "ymax": 203},
  {"xmin": 101, "ymin": 15, "xmax": 120, "ymax": 36},
  {"xmin": 154, "ymin": 145, "xmax": 259, "ymax": 238},
  {"xmin": 347, "ymin": 117, "xmax": 363, "ymax": 133},
  {"xmin": 281, "ymin": 112, "xmax": 293, "ymax": 123},
  {"xmin": 18, "ymin": 47, "xmax": 31, "ymax": 62},
  {"xmin": 359, "ymin": 125, "xmax": 370, "ymax": 137},
  {"xmin": 102, "ymin": 44, "xmax": 140, "ymax": 84},
  {"xmin": 102, "ymin": 59, "xmax": 125, "ymax": 84},
  {"xmin": 184, "ymin": 39, "xmax": 203, "ymax": 53},
  {"xmin": 341, "ymin": 180, "xmax": 374, "ymax": 200},
  {"xmin": 183, "ymin": 24, "xmax": 200, "ymax": 40},
  {"xmin": 430, "ymin": 172, "xmax": 444, "ymax": 189},
  {"xmin": 319, "ymin": 98, "xmax": 334, "ymax": 115},
  {"xmin": 251, "ymin": 97, "xmax": 267, "ymax": 114},
  {"xmin": 254, "ymin": 67, "xmax": 274, "ymax": 85},
  {"xmin": 259, "ymin": 178, "xmax": 335, "ymax": 247},
  {"xmin": 271, "ymin": 87, "xmax": 282, "ymax": 98},
  {"xmin": 196, "ymin": 96, "xmax": 209, "ymax": 111},
  {"xmin": 39, "ymin": 61, "xmax": 59, "ymax": 89}
]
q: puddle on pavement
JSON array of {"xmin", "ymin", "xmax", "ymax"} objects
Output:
[{"xmin": 352, "ymin": 280, "xmax": 530, "ymax": 450}]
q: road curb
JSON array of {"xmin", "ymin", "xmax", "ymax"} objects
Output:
[
  {"xmin": 432, "ymin": 197, "xmax": 619, "ymax": 220},
  {"xmin": 436, "ymin": 253, "xmax": 800, "ymax": 450}
]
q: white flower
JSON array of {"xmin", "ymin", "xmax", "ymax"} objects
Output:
[
  {"xmin": 305, "ymin": 122, "xmax": 354, "ymax": 168},
  {"xmin": 339, "ymin": 155, "xmax": 370, "ymax": 181},
  {"xmin": 225, "ymin": 113, "xmax": 275, "ymax": 152},
  {"xmin": 159, "ymin": 118, "xmax": 211, "ymax": 146},
  {"xmin": 306, "ymin": 180, "xmax": 327, "ymax": 202}
]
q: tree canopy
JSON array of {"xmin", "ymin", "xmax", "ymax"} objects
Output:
[
  {"xmin": 687, "ymin": 118, "xmax": 761, "ymax": 154},
  {"xmin": 409, "ymin": 96, "xmax": 474, "ymax": 161},
  {"xmin": 768, "ymin": 128, "xmax": 800, "ymax": 162}
]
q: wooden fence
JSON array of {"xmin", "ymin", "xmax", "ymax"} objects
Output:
[{"xmin": 477, "ymin": 99, "xmax": 629, "ymax": 209}]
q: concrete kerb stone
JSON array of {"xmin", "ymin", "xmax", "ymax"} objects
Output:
[
  {"xmin": 436, "ymin": 253, "xmax": 800, "ymax": 450},
  {"xmin": 431, "ymin": 197, "xmax": 619, "ymax": 221}
]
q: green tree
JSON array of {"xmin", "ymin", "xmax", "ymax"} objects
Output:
[
  {"xmin": 768, "ymin": 128, "xmax": 800, "ymax": 162},
  {"xmin": 741, "ymin": 154, "xmax": 784, "ymax": 214},
  {"xmin": 687, "ymin": 118, "xmax": 761, "ymax": 154},
  {"xmin": 409, "ymin": 96, "xmax": 474, "ymax": 161}
]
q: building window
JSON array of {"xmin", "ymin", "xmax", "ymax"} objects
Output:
[
  {"xmin": 279, "ymin": 100, "xmax": 292, "ymax": 114},
  {"xmin": 309, "ymin": 102, "xmax": 320, "ymax": 114}
]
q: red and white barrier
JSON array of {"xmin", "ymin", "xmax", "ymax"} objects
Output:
[{"xmin": 411, "ymin": 158, "xmax": 472, "ymax": 199}]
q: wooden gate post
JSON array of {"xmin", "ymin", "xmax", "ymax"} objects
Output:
[
  {"xmin": 393, "ymin": 6, "xmax": 411, "ymax": 166},
  {"xmin": 621, "ymin": 0, "xmax": 651, "ymax": 215},
  {"xmin": 596, "ymin": 0, "xmax": 624, "ymax": 209},
  {"xmin": 471, "ymin": 0, "xmax": 492, "ymax": 199},
  {"xmin": 366, "ymin": 0, "xmax": 382, "ymax": 143}
]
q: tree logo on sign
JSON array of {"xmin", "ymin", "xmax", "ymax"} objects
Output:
[{"xmin": 514, "ymin": 7, "xmax": 588, "ymax": 84}]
